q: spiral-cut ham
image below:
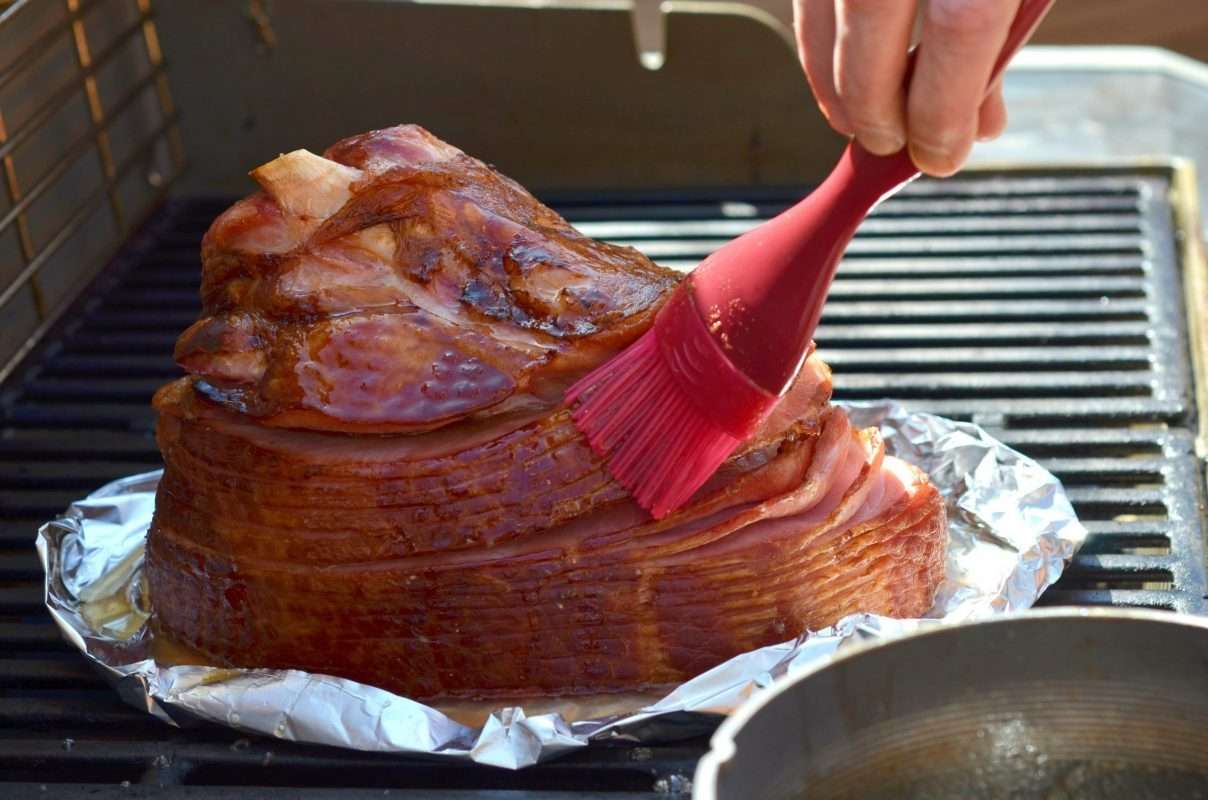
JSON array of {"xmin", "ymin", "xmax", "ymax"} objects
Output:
[{"xmin": 147, "ymin": 125, "xmax": 946, "ymax": 700}]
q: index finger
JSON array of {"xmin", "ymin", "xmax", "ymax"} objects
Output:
[{"xmin": 906, "ymin": 0, "xmax": 1021, "ymax": 176}]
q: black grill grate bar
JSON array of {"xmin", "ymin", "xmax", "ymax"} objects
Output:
[
  {"xmin": 22, "ymin": 378, "xmax": 172, "ymax": 403},
  {"xmin": 1036, "ymin": 458, "xmax": 1167, "ymax": 483},
  {"xmin": 873, "ymin": 195, "xmax": 1142, "ymax": 215},
  {"xmin": 894, "ymin": 175, "xmax": 1144, "ymax": 196},
  {"xmin": 0, "ymin": 461, "xmax": 161, "ymax": 489},
  {"xmin": 0, "ymin": 405, "xmax": 157, "ymax": 431},
  {"xmin": 120, "ymin": 273, "xmax": 213, "ymax": 290},
  {"xmin": 0, "ymin": 697, "xmax": 179, "ymax": 730},
  {"xmin": 40, "ymin": 355, "xmax": 179, "ymax": 378},
  {"xmin": 0, "ymin": 622, "xmax": 65, "ymax": 646},
  {"xmin": 0, "ymin": 520, "xmax": 54, "ymax": 549},
  {"xmin": 1080, "ymin": 536, "xmax": 1172, "ymax": 557},
  {"xmin": 0, "ymin": 584, "xmax": 43, "ymax": 610},
  {"xmin": 86, "ymin": 310, "xmax": 200, "ymax": 331},
  {"xmin": 547, "ymin": 175, "xmax": 1145, "ymax": 207},
  {"xmin": 849, "ymin": 397, "xmax": 1186, "ymax": 425},
  {"xmin": 630, "ymin": 234, "xmax": 1147, "ymax": 259},
  {"xmin": 0, "ymin": 740, "xmax": 699, "ymax": 796},
  {"xmin": 154, "ymin": 233, "xmax": 209, "ymax": 249},
  {"xmin": 0, "ymin": 659, "xmax": 101, "ymax": 689},
  {"xmin": 815, "ymin": 321, "xmax": 1152, "ymax": 346},
  {"xmin": 95, "ymin": 290, "xmax": 200, "ymax": 309},
  {"xmin": 0, "ymin": 560, "xmax": 38, "ymax": 585},
  {"xmin": 1083, "ymin": 520, "xmax": 1173, "ymax": 535},
  {"xmin": 819, "ymin": 346, "xmax": 1152, "ymax": 371},
  {"xmin": 0, "ymin": 430, "xmax": 157, "ymax": 460},
  {"xmin": 0, "ymin": 489, "xmax": 94, "ymax": 516},
  {"xmin": 824, "ymin": 275, "xmax": 1148, "ymax": 299},
  {"xmin": 1067, "ymin": 553, "xmax": 1176, "ymax": 573},
  {"xmin": 833, "ymin": 254, "xmax": 1146, "ymax": 277},
  {"xmin": 834, "ymin": 371, "xmax": 1157, "ymax": 397},
  {"xmin": 58, "ymin": 332, "xmax": 181, "ymax": 353},
  {"xmin": 1038, "ymin": 589, "xmax": 1181, "ymax": 610},
  {"xmin": 576, "ymin": 213, "xmax": 1144, "ymax": 240},
  {"xmin": 994, "ymin": 428, "xmax": 1179, "ymax": 450},
  {"xmin": 819, "ymin": 299, "xmax": 1149, "ymax": 322},
  {"xmin": 555, "ymin": 194, "xmax": 1144, "ymax": 223}
]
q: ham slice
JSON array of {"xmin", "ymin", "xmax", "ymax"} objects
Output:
[{"xmin": 146, "ymin": 125, "xmax": 946, "ymax": 700}]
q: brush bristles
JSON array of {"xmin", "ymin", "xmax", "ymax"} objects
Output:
[{"xmin": 567, "ymin": 329, "xmax": 742, "ymax": 519}]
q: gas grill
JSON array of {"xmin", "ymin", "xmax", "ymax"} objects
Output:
[
  {"xmin": 4, "ymin": 0, "xmax": 1208, "ymax": 797},
  {"xmin": 5, "ymin": 167, "xmax": 1208, "ymax": 796}
]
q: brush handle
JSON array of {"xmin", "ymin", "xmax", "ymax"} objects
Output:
[{"xmin": 690, "ymin": 0, "xmax": 1055, "ymax": 394}]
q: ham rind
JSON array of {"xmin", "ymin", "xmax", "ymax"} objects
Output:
[{"xmin": 146, "ymin": 125, "xmax": 947, "ymax": 700}]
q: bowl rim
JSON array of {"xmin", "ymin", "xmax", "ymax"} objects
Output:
[{"xmin": 690, "ymin": 606, "xmax": 1208, "ymax": 800}]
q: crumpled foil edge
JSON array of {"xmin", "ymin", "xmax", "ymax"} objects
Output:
[{"xmin": 36, "ymin": 401, "xmax": 1087, "ymax": 769}]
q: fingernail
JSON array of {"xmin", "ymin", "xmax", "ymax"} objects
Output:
[
  {"xmin": 909, "ymin": 140, "xmax": 961, "ymax": 177},
  {"xmin": 857, "ymin": 127, "xmax": 906, "ymax": 156}
]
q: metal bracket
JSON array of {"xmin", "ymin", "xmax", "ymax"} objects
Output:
[{"xmin": 358, "ymin": 0, "xmax": 795, "ymax": 69}]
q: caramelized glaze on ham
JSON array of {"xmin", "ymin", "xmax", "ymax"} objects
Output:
[
  {"xmin": 178, "ymin": 126, "xmax": 677, "ymax": 434},
  {"xmin": 147, "ymin": 125, "xmax": 946, "ymax": 700}
]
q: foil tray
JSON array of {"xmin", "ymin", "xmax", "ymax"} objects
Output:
[{"xmin": 37, "ymin": 401, "xmax": 1086, "ymax": 768}]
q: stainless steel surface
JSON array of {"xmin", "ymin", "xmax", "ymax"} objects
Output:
[
  {"xmin": 694, "ymin": 609, "xmax": 1208, "ymax": 800},
  {"xmin": 974, "ymin": 47, "xmax": 1208, "ymax": 240},
  {"xmin": 0, "ymin": 0, "xmax": 185, "ymax": 384}
]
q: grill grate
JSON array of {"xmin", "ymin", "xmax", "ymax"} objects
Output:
[{"xmin": 1, "ymin": 169, "xmax": 1206, "ymax": 795}]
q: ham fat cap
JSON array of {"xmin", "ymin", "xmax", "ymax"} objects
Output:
[{"xmin": 148, "ymin": 125, "xmax": 947, "ymax": 700}]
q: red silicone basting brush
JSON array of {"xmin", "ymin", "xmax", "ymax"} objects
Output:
[{"xmin": 567, "ymin": 0, "xmax": 1055, "ymax": 519}]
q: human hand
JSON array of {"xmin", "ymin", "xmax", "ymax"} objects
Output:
[{"xmin": 795, "ymin": 0, "xmax": 1019, "ymax": 176}]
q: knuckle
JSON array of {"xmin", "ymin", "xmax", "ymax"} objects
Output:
[
  {"xmin": 926, "ymin": 0, "xmax": 1002, "ymax": 38},
  {"xmin": 833, "ymin": 64, "xmax": 870, "ymax": 103},
  {"xmin": 907, "ymin": 92, "xmax": 968, "ymax": 142},
  {"xmin": 906, "ymin": 103, "xmax": 944, "ymax": 142},
  {"xmin": 835, "ymin": 59, "xmax": 891, "ymax": 109}
]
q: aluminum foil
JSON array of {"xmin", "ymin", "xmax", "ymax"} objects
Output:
[{"xmin": 36, "ymin": 401, "xmax": 1086, "ymax": 768}]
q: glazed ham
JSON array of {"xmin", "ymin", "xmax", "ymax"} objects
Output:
[{"xmin": 147, "ymin": 125, "xmax": 946, "ymax": 700}]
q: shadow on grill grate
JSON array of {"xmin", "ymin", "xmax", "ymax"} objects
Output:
[{"xmin": 1, "ymin": 171, "xmax": 1206, "ymax": 796}]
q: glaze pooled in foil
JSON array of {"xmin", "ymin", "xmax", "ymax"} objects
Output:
[{"xmin": 36, "ymin": 401, "xmax": 1086, "ymax": 768}]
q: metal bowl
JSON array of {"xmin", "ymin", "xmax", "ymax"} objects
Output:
[{"xmin": 694, "ymin": 609, "xmax": 1208, "ymax": 799}]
